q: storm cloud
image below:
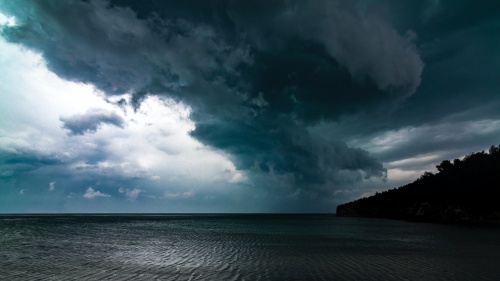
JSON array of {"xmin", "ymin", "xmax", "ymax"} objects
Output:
[
  {"xmin": 0, "ymin": 0, "xmax": 415, "ymax": 199},
  {"xmin": 0, "ymin": 151, "xmax": 61, "ymax": 178},
  {"xmin": 2, "ymin": 0, "xmax": 500, "ymax": 211}
]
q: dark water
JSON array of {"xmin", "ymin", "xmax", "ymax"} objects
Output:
[{"xmin": 1, "ymin": 215, "xmax": 500, "ymax": 280}]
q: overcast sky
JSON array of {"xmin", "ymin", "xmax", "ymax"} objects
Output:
[{"xmin": 1, "ymin": 0, "xmax": 499, "ymax": 213}]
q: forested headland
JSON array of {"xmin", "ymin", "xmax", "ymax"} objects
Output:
[{"xmin": 337, "ymin": 145, "xmax": 500, "ymax": 223}]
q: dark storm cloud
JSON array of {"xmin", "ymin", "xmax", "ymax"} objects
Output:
[
  {"xmin": 4, "ymin": 155, "xmax": 59, "ymax": 166},
  {"xmin": 1, "ymin": 0, "xmax": 254, "ymax": 113},
  {"xmin": 60, "ymin": 108, "xmax": 124, "ymax": 135},
  {"xmin": 0, "ymin": 151, "xmax": 61, "ymax": 178},
  {"xmin": 383, "ymin": 0, "xmax": 500, "ymax": 126},
  {"xmin": 1, "ymin": 0, "xmax": 452, "ymax": 201},
  {"xmin": 226, "ymin": 0, "xmax": 424, "ymax": 98},
  {"xmin": 297, "ymin": 0, "xmax": 500, "ymax": 177},
  {"xmin": 192, "ymin": 117, "xmax": 385, "ymax": 191}
]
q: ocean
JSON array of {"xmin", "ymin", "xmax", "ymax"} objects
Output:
[{"xmin": 1, "ymin": 214, "xmax": 499, "ymax": 280}]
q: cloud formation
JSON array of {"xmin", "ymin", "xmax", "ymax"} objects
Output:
[
  {"xmin": 119, "ymin": 187, "xmax": 142, "ymax": 201},
  {"xmin": 227, "ymin": 0, "xmax": 424, "ymax": 97},
  {"xmin": 2, "ymin": 0, "xmax": 499, "ymax": 212},
  {"xmin": 0, "ymin": 151, "xmax": 61, "ymax": 179},
  {"xmin": 60, "ymin": 108, "xmax": 124, "ymax": 135},
  {"xmin": 0, "ymin": 0, "xmax": 401, "ymax": 201},
  {"xmin": 83, "ymin": 187, "xmax": 111, "ymax": 199}
]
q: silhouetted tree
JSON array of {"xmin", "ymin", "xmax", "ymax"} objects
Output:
[
  {"xmin": 337, "ymin": 144, "xmax": 500, "ymax": 223},
  {"xmin": 436, "ymin": 160, "xmax": 453, "ymax": 172}
]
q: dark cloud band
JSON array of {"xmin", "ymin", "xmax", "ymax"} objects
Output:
[{"xmin": 60, "ymin": 108, "xmax": 124, "ymax": 135}]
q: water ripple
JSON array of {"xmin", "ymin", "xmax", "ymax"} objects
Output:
[{"xmin": 1, "ymin": 215, "xmax": 500, "ymax": 280}]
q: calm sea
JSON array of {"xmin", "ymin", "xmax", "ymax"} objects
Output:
[{"xmin": 1, "ymin": 214, "xmax": 499, "ymax": 280}]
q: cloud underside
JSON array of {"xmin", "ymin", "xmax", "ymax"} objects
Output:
[
  {"xmin": 60, "ymin": 108, "xmax": 124, "ymax": 135},
  {"xmin": 2, "ymin": 0, "xmax": 498, "ymax": 208}
]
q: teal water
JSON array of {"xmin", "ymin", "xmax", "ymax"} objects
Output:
[{"xmin": 1, "ymin": 214, "xmax": 499, "ymax": 280}]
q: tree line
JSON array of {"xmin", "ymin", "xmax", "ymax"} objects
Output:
[{"xmin": 336, "ymin": 145, "xmax": 500, "ymax": 223}]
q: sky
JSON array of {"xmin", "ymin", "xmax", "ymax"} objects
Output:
[{"xmin": 1, "ymin": 0, "xmax": 499, "ymax": 213}]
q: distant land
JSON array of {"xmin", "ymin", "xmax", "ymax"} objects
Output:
[{"xmin": 337, "ymin": 145, "xmax": 500, "ymax": 224}]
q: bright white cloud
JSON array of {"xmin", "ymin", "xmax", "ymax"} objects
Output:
[
  {"xmin": 83, "ymin": 187, "xmax": 110, "ymax": 199},
  {"xmin": 0, "ymin": 12, "xmax": 17, "ymax": 27},
  {"xmin": 0, "ymin": 38, "xmax": 116, "ymax": 155},
  {"xmin": 0, "ymin": 37, "xmax": 245, "ymax": 202}
]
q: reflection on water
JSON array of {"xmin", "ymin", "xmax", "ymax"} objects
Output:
[{"xmin": 1, "ymin": 214, "xmax": 500, "ymax": 280}]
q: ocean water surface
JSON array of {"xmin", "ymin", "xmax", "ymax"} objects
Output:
[{"xmin": 1, "ymin": 214, "xmax": 499, "ymax": 280}]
